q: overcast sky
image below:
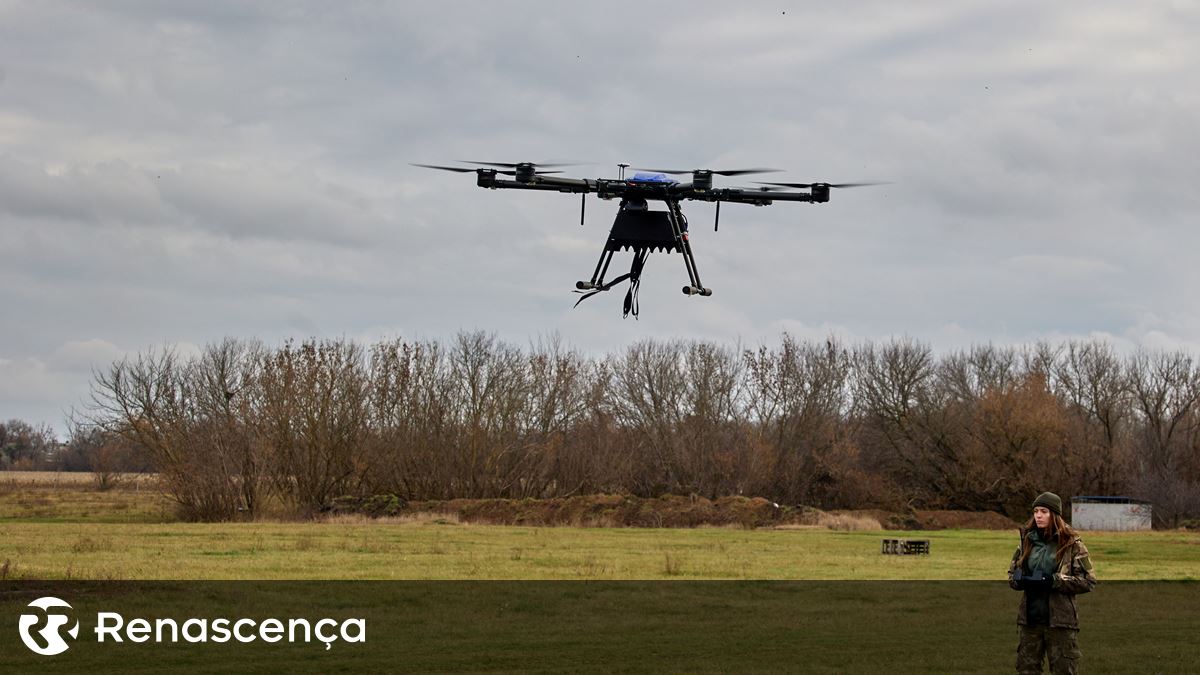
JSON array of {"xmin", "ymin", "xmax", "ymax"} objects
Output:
[{"xmin": 2, "ymin": 1, "xmax": 1199, "ymax": 433}]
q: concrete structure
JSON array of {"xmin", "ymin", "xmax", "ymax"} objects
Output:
[{"xmin": 1071, "ymin": 496, "xmax": 1152, "ymax": 531}]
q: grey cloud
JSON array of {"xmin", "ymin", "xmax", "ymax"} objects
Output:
[
  {"xmin": 2, "ymin": 1, "xmax": 1200, "ymax": 433},
  {"xmin": 0, "ymin": 155, "xmax": 392, "ymax": 248}
]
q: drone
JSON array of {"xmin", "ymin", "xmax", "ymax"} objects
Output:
[{"xmin": 413, "ymin": 160, "xmax": 884, "ymax": 317}]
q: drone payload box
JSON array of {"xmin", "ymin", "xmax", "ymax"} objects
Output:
[{"xmin": 607, "ymin": 209, "xmax": 685, "ymax": 254}]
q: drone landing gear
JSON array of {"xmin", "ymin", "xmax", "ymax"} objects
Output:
[
  {"xmin": 574, "ymin": 248, "xmax": 648, "ymax": 318},
  {"xmin": 573, "ymin": 199, "xmax": 711, "ymax": 317},
  {"xmin": 665, "ymin": 200, "xmax": 712, "ymax": 298}
]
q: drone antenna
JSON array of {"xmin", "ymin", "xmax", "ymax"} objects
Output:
[
  {"xmin": 714, "ymin": 201, "xmax": 721, "ymax": 232},
  {"xmin": 618, "ymin": 163, "xmax": 629, "ymax": 180},
  {"xmin": 581, "ymin": 193, "xmax": 586, "ymax": 226}
]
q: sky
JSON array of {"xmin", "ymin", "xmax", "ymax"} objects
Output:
[{"xmin": 2, "ymin": 1, "xmax": 1199, "ymax": 434}]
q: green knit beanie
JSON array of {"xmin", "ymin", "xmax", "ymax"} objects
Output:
[{"xmin": 1032, "ymin": 492, "xmax": 1062, "ymax": 516}]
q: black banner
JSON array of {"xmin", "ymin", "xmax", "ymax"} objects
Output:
[{"xmin": 2, "ymin": 582, "xmax": 1197, "ymax": 673}]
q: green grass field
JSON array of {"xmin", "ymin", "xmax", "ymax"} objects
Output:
[
  {"xmin": 2, "ymin": 474, "xmax": 1199, "ymax": 673},
  {"xmin": 2, "ymin": 473, "xmax": 1197, "ymax": 581},
  {"xmin": 2, "ymin": 580, "xmax": 1197, "ymax": 674}
]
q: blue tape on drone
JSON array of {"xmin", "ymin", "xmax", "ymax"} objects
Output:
[{"xmin": 629, "ymin": 172, "xmax": 675, "ymax": 184}]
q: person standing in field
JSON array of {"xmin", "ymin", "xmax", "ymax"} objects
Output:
[{"xmin": 1008, "ymin": 492, "xmax": 1097, "ymax": 675}]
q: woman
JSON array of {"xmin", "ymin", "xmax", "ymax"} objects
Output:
[{"xmin": 1008, "ymin": 492, "xmax": 1097, "ymax": 675}]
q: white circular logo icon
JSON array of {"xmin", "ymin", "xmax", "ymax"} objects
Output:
[{"xmin": 18, "ymin": 596, "xmax": 80, "ymax": 656}]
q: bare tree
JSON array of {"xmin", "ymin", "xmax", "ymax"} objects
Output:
[
  {"xmin": 194, "ymin": 339, "xmax": 265, "ymax": 514},
  {"xmin": 522, "ymin": 335, "xmax": 594, "ymax": 497},
  {"xmin": 85, "ymin": 348, "xmax": 243, "ymax": 520},
  {"xmin": 677, "ymin": 340, "xmax": 746, "ymax": 498},
  {"xmin": 744, "ymin": 335, "xmax": 856, "ymax": 505},
  {"xmin": 853, "ymin": 338, "xmax": 953, "ymax": 505},
  {"xmin": 257, "ymin": 339, "xmax": 370, "ymax": 513},
  {"xmin": 610, "ymin": 340, "xmax": 688, "ymax": 495},
  {"xmin": 365, "ymin": 338, "xmax": 454, "ymax": 499},
  {"xmin": 939, "ymin": 344, "xmax": 1021, "ymax": 403},
  {"xmin": 966, "ymin": 372, "xmax": 1077, "ymax": 516},
  {"xmin": 1051, "ymin": 340, "xmax": 1133, "ymax": 495},
  {"xmin": 74, "ymin": 332, "xmax": 1200, "ymax": 525},
  {"xmin": 1127, "ymin": 349, "xmax": 1200, "ymax": 525},
  {"xmin": 444, "ymin": 332, "xmax": 533, "ymax": 497},
  {"xmin": 61, "ymin": 421, "xmax": 140, "ymax": 489},
  {"xmin": 0, "ymin": 419, "xmax": 58, "ymax": 470}
]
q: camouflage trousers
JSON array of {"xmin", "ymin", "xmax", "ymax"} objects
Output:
[{"xmin": 1017, "ymin": 625, "xmax": 1080, "ymax": 674}]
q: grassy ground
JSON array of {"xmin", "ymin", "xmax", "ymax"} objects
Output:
[
  {"xmin": 2, "ymin": 475, "xmax": 1198, "ymax": 672},
  {"xmin": 1, "ymin": 474, "xmax": 1196, "ymax": 581},
  {"xmin": 1, "ymin": 580, "xmax": 1196, "ymax": 674},
  {"xmin": 0, "ymin": 471, "xmax": 170, "ymax": 524}
]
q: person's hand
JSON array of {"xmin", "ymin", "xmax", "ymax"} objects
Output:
[
  {"xmin": 1011, "ymin": 569, "xmax": 1025, "ymax": 590},
  {"xmin": 1025, "ymin": 571, "xmax": 1053, "ymax": 590}
]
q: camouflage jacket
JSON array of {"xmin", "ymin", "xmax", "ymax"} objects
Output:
[{"xmin": 1007, "ymin": 533, "xmax": 1097, "ymax": 629}]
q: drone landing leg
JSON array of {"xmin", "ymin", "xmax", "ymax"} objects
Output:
[
  {"xmin": 573, "ymin": 243, "xmax": 647, "ymax": 318},
  {"xmin": 577, "ymin": 245, "xmax": 616, "ymax": 291},
  {"xmin": 666, "ymin": 200, "xmax": 712, "ymax": 297}
]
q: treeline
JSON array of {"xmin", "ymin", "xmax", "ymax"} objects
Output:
[
  {"xmin": 0, "ymin": 419, "xmax": 60, "ymax": 470},
  {"xmin": 78, "ymin": 333, "xmax": 1200, "ymax": 525},
  {"xmin": 0, "ymin": 418, "xmax": 150, "ymax": 484}
]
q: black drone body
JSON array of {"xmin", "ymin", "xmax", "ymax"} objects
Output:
[{"xmin": 413, "ymin": 161, "xmax": 883, "ymax": 317}]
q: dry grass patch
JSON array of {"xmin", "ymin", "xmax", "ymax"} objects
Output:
[
  {"xmin": 317, "ymin": 511, "xmax": 461, "ymax": 526},
  {"xmin": 0, "ymin": 471, "xmax": 160, "ymax": 489},
  {"xmin": 70, "ymin": 535, "xmax": 116, "ymax": 553},
  {"xmin": 818, "ymin": 513, "xmax": 883, "ymax": 531},
  {"xmin": 0, "ymin": 471, "xmax": 170, "ymax": 524}
]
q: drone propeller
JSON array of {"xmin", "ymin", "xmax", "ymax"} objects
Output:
[
  {"xmin": 637, "ymin": 167, "xmax": 782, "ymax": 176},
  {"xmin": 412, "ymin": 163, "xmax": 563, "ymax": 176},
  {"xmin": 411, "ymin": 163, "xmax": 477, "ymax": 173},
  {"xmin": 460, "ymin": 160, "xmax": 583, "ymax": 169},
  {"xmin": 753, "ymin": 181, "xmax": 890, "ymax": 189}
]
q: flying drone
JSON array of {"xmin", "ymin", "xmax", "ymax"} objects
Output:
[{"xmin": 413, "ymin": 160, "xmax": 884, "ymax": 317}]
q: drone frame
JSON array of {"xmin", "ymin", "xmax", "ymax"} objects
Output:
[{"xmin": 415, "ymin": 161, "xmax": 866, "ymax": 317}]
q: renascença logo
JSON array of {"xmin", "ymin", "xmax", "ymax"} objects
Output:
[
  {"xmin": 16, "ymin": 596, "xmax": 366, "ymax": 655},
  {"xmin": 19, "ymin": 596, "xmax": 80, "ymax": 656}
]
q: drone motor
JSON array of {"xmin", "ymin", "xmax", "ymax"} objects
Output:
[{"xmin": 513, "ymin": 163, "xmax": 538, "ymax": 183}]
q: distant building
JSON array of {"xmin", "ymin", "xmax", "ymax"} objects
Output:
[{"xmin": 1071, "ymin": 496, "xmax": 1152, "ymax": 531}]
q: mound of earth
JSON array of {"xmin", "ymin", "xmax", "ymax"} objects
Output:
[
  {"xmin": 829, "ymin": 509, "xmax": 1017, "ymax": 530},
  {"xmin": 328, "ymin": 494, "xmax": 1018, "ymax": 530},
  {"xmin": 405, "ymin": 494, "xmax": 821, "ymax": 528},
  {"xmin": 914, "ymin": 509, "xmax": 1020, "ymax": 530}
]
